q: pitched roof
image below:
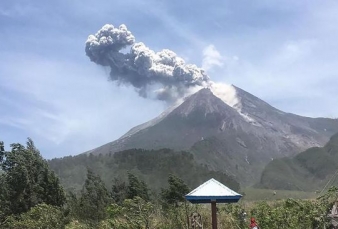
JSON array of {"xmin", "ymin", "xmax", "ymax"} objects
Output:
[{"xmin": 185, "ymin": 178, "xmax": 242, "ymax": 203}]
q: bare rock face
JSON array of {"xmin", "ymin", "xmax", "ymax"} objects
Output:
[{"xmin": 84, "ymin": 87, "xmax": 338, "ymax": 185}]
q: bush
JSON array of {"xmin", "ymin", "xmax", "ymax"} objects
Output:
[
  {"xmin": 3, "ymin": 203, "xmax": 65, "ymax": 229},
  {"xmin": 106, "ymin": 196, "xmax": 154, "ymax": 229}
]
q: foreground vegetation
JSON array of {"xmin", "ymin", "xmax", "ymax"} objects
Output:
[{"xmin": 1, "ymin": 139, "xmax": 338, "ymax": 228}]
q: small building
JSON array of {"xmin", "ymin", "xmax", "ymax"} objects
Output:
[{"xmin": 185, "ymin": 178, "xmax": 242, "ymax": 229}]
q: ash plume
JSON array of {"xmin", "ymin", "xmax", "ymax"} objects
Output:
[{"xmin": 85, "ymin": 24, "xmax": 210, "ymax": 103}]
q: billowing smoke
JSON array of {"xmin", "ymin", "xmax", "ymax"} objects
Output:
[{"xmin": 85, "ymin": 24, "xmax": 210, "ymax": 103}]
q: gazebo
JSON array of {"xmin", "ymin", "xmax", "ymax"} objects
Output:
[{"xmin": 185, "ymin": 178, "xmax": 242, "ymax": 229}]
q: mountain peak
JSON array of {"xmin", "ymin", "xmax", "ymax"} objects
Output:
[{"xmin": 171, "ymin": 87, "xmax": 239, "ymax": 118}]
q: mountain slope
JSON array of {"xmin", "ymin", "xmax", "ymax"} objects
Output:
[
  {"xmin": 84, "ymin": 87, "xmax": 338, "ymax": 185},
  {"xmin": 86, "ymin": 88, "xmax": 249, "ymax": 154},
  {"xmin": 259, "ymin": 133, "xmax": 338, "ymax": 191},
  {"xmin": 234, "ymin": 86, "xmax": 335, "ymax": 150}
]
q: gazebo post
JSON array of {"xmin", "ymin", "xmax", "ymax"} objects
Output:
[{"xmin": 211, "ymin": 200, "xmax": 217, "ymax": 229}]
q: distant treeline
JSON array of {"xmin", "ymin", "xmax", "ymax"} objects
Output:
[{"xmin": 48, "ymin": 148, "xmax": 240, "ymax": 194}]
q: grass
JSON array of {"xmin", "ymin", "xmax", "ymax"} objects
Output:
[{"xmin": 240, "ymin": 187, "xmax": 317, "ymax": 202}]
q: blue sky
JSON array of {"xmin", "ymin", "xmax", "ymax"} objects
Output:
[{"xmin": 1, "ymin": 0, "xmax": 338, "ymax": 159}]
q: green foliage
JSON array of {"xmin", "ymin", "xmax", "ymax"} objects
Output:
[
  {"xmin": 3, "ymin": 203, "xmax": 65, "ymax": 229},
  {"xmin": 106, "ymin": 196, "xmax": 154, "ymax": 229},
  {"xmin": 317, "ymin": 186, "xmax": 338, "ymax": 213},
  {"xmin": 65, "ymin": 221, "xmax": 92, "ymax": 229},
  {"xmin": 0, "ymin": 141, "xmax": 4, "ymax": 164},
  {"xmin": 218, "ymin": 204, "xmax": 247, "ymax": 229},
  {"xmin": 100, "ymin": 193, "xmax": 338, "ymax": 229},
  {"xmin": 126, "ymin": 172, "xmax": 149, "ymax": 201},
  {"xmin": 65, "ymin": 192, "xmax": 80, "ymax": 221},
  {"xmin": 77, "ymin": 169, "xmax": 110, "ymax": 224},
  {"xmin": 0, "ymin": 138, "xmax": 66, "ymax": 219},
  {"xmin": 161, "ymin": 174, "xmax": 190, "ymax": 207},
  {"xmin": 5, "ymin": 184, "xmax": 338, "ymax": 229},
  {"xmin": 0, "ymin": 173, "xmax": 8, "ymax": 222},
  {"xmin": 111, "ymin": 177, "xmax": 127, "ymax": 204},
  {"xmin": 158, "ymin": 203, "xmax": 191, "ymax": 229},
  {"xmin": 250, "ymin": 199, "xmax": 329, "ymax": 229}
]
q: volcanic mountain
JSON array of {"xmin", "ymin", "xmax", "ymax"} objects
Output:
[{"xmin": 85, "ymin": 86, "xmax": 338, "ymax": 185}]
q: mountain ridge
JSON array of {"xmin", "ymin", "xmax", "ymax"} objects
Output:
[
  {"xmin": 258, "ymin": 133, "xmax": 338, "ymax": 191},
  {"xmin": 83, "ymin": 86, "xmax": 338, "ymax": 185}
]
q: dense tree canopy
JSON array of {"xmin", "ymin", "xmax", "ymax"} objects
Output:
[
  {"xmin": 126, "ymin": 172, "xmax": 150, "ymax": 201},
  {"xmin": 161, "ymin": 174, "xmax": 190, "ymax": 206},
  {"xmin": 111, "ymin": 177, "xmax": 127, "ymax": 204},
  {"xmin": 78, "ymin": 169, "xmax": 110, "ymax": 224},
  {"xmin": 0, "ymin": 139, "xmax": 66, "ymax": 220}
]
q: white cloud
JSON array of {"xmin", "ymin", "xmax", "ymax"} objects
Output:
[
  {"xmin": 273, "ymin": 40, "xmax": 317, "ymax": 67},
  {"xmin": 202, "ymin": 44, "xmax": 224, "ymax": 71},
  {"xmin": 0, "ymin": 4, "xmax": 39, "ymax": 17},
  {"xmin": 214, "ymin": 37, "xmax": 338, "ymax": 117}
]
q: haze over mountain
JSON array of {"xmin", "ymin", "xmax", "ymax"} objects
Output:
[{"xmin": 84, "ymin": 86, "xmax": 338, "ymax": 185}]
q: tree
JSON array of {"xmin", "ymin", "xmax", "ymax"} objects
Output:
[
  {"xmin": 0, "ymin": 138, "xmax": 66, "ymax": 218},
  {"xmin": 111, "ymin": 177, "xmax": 127, "ymax": 204},
  {"xmin": 78, "ymin": 169, "xmax": 110, "ymax": 224},
  {"xmin": 126, "ymin": 173, "xmax": 149, "ymax": 201},
  {"xmin": 0, "ymin": 142, "xmax": 8, "ymax": 222},
  {"xmin": 161, "ymin": 174, "xmax": 190, "ymax": 206},
  {"xmin": 160, "ymin": 174, "xmax": 190, "ymax": 228}
]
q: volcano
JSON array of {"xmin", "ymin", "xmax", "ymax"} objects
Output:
[{"xmin": 85, "ymin": 86, "xmax": 338, "ymax": 185}]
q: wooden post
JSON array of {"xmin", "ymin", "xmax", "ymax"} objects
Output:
[{"xmin": 211, "ymin": 201, "xmax": 217, "ymax": 229}]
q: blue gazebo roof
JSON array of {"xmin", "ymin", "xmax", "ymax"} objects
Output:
[{"xmin": 185, "ymin": 178, "xmax": 242, "ymax": 204}]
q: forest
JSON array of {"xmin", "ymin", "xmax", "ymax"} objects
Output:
[
  {"xmin": 47, "ymin": 148, "xmax": 240, "ymax": 194},
  {"xmin": 1, "ymin": 139, "xmax": 338, "ymax": 229}
]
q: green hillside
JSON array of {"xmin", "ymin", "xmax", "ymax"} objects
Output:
[
  {"xmin": 48, "ymin": 148, "xmax": 240, "ymax": 194},
  {"xmin": 259, "ymin": 133, "xmax": 338, "ymax": 191}
]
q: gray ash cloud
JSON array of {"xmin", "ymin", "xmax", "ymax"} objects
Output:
[{"xmin": 85, "ymin": 24, "xmax": 210, "ymax": 103}]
